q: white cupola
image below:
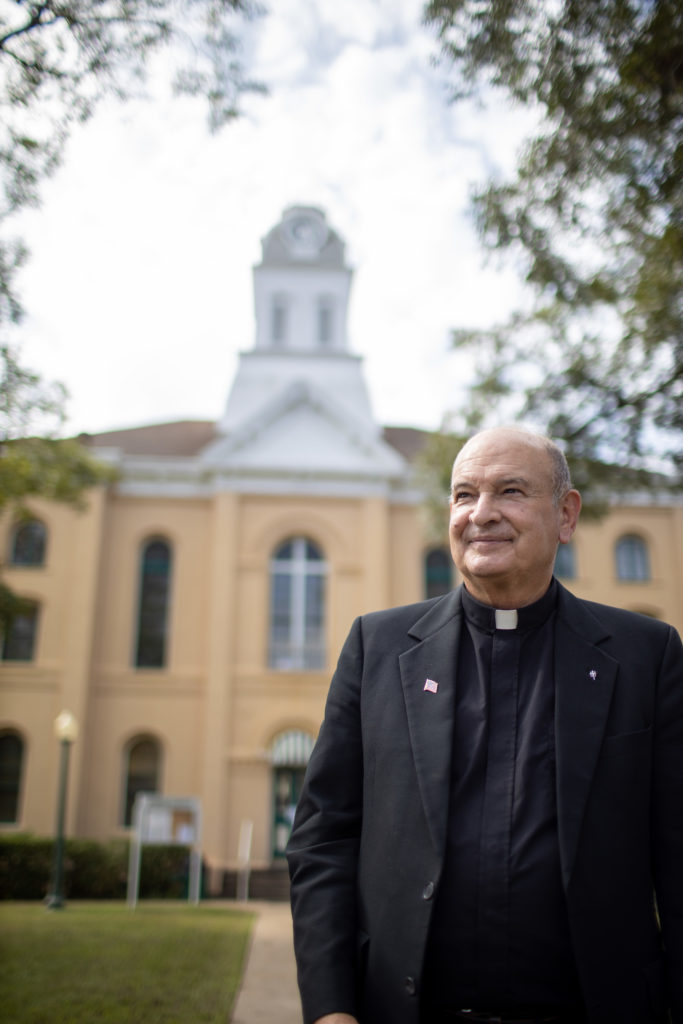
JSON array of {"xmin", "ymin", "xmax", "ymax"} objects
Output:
[
  {"xmin": 205, "ymin": 206, "xmax": 407, "ymax": 493},
  {"xmin": 253, "ymin": 204, "xmax": 351, "ymax": 354}
]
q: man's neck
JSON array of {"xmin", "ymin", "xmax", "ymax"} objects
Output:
[{"xmin": 462, "ymin": 576, "xmax": 554, "ymax": 611}]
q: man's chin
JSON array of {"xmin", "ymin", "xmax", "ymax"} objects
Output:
[{"xmin": 463, "ymin": 555, "xmax": 512, "ymax": 578}]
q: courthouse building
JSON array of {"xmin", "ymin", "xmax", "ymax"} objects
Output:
[{"xmin": 1, "ymin": 206, "xmax": 682, "ymax": 891}]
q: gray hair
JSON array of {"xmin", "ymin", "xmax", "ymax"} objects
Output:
[{"xmin": 541, "ymin": 437, "xmax": 573, "ymax": 505}]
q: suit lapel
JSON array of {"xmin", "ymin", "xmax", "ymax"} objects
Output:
[
  {"xmin": 554, "ymin": 586, "xmax": 618, "ymax": 887},
  {"xmin": 399, "ymin": 589, "xmax": 462, "ymax": 858}
]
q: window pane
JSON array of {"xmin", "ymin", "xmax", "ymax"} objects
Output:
[
  {"xmin": 0, "ymin": 733, "xmax": 23, "ymax": 823},
  {"xmin": 616, "ymin": 536, "xmax": 650, "ymax": 581},
  {"xmin": 554, "ymin": 543, "xmax": 576, "ymax": 579},
  {"xmin": 272, "ymin": 299, "xmax": 287, "ymax": 344},
  {"xmin": 304, "ymin": 574, "xmax": 325, "ymax": 669},
  {"xmin": 135, "ymin": 541, "xmax": 171, "ymax": 668},
  {"xmin": 11, "ymin": 521, "xmax": 46, "ymax": 566},
  {"xmin": 305, "ymin": 574, "xmax": 324, "ymax": 631},
  {"xmin": 425, "ymin": 548, "xmax": 452, "ymax": 599},
  {"xmin": 269, "ymin": 536, "xmax": 326, "ymax": 670},
  {"xmin": 274, "ymin": 541, "xmax": 293, "ymax": 561},
  {"xmin": 271, "ymin": 574, "xmax": 291, "ymax": 641},
  {"xmin": 318, "ymin": 301, "xmax": 333, "ymax": 346},
  {"xmin": 305, "ymin": 541, "xmax": 323, "ymax": 561},
  {"xmin": 124, "ymin": 738, "xmax": 160, "ymax": 826},
  {"xmin": 2, "ymin": 605, "xmax": 38, "ymax": 661}
]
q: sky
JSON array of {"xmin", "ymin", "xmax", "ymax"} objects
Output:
[{"xmin": 13, "ymin": 0, "xmax": 535, "ymax": 438}]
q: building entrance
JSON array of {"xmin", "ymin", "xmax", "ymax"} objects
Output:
[
  {"xmin": 270, "ymin": 729, "xmax": 315, "ymax": 861},
  {"xmin": 273, "ymin": 766, "xmax": 306, "ymax": 859}
]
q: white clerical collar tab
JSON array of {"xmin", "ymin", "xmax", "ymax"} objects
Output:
[{"xmin": 495, "ymin": 608, "xmax": 518, "ymax": 630}]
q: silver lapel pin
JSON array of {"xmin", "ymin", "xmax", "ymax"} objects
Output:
[{"xmin": 589, "ymin": 669, "xmax": 598, "ymax": 681}]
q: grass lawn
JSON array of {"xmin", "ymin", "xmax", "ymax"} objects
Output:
[{"xmin": 0, "ymin": 901, "xmax": 255, "ymax": 1023}]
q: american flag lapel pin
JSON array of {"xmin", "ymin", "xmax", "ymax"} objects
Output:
[{"xmin": 423, "ymin": 678, "xmax": 439, "ymax": 694}]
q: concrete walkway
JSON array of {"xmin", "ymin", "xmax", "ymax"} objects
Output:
[{"xmin": 231, "ymin": 901, "xmax": 303, "ymax": 1024}]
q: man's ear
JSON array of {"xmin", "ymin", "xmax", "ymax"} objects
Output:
[{"xmin": 558, "ymin": 489, "xmax": 581, "ymax": 544}]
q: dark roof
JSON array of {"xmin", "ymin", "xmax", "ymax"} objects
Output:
[
  {"xmin": 382, "ymin": 426, "xmax": 430, "ymax": 461},
  {"xmin": 78, "ymin": 420, "xmax": 431, "ymax": 462},
  {"xmin": 77, "ymin": 420, "xmax": 217, "ymax": 457}
]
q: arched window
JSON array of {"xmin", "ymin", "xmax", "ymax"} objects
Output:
[
  {"xmin": 0, "ymin": 731, "xmax": 24, "ymax": 823},
  {"xmin": 616, "ymin": 535, "xmax": 650, "ymax": 582},
  {"xmin": 554, "ymin": 542, "xmax": 576, "ymax": 580},
  {"xmin": 135, "ymin": 539, "xmax": 172, "ymax": 668},
  {"xmin": 424, "ymin": 548, "xmax": 453, "ymax": 599},
  {"xmin": 269, "ymin": 537, "xmax": 327, "ymax": 670},
  {"xmin": 10, "ymin": 520, "xmax": 47, "ymax": 567},
  {"xmin": 122, "ymin": 736, "xmax": 161, "ymax": 826},
  {"xmin": 2, "ymin": 602, "xmax": 39, "ymax": 661}
]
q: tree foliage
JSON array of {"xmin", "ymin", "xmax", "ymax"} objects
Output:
[
  {"xmin": 0, "ymin": 342, "xmax": 117, "ymax": 628},
  {"xmin": 424, "ymin": 0, "xmax": 682, "ymax": 499},
  {"xmin": 0, "ymin": 341, "xmax": 116, "ymax": 511},
  {"xmin": 0, "ymin": 0, "xmax": 264, "ymax": 327},
  {"xmin": 0, "ymin": 1, "xmax": 263, "ymax": 630},
  {"xmin": 0, "ymin": 0, "xmax": 261, "ymax": 510}
]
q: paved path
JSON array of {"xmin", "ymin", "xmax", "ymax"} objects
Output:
[{"xmin": 231, "ymin": 901, "xmax": 303, "ymax": 1024}]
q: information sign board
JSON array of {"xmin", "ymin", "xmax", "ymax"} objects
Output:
[{"xmin": 127, "ymin": 794, "xmax": 202, "ymax": 907}]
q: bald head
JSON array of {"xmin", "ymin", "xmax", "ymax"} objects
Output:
[{"xmin": 453, "ymin": 427, "xmax": 573, "ymax": 506}]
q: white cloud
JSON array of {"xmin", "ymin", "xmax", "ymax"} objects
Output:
[{"xmin": 13, "ymin": 0, "xmax": 532, "ymax": 436}]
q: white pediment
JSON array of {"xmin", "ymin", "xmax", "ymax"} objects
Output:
[{"xmin": 201, "ymin": 379, "xmax": 406, "ymax": 480}]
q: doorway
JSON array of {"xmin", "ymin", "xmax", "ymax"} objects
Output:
[{"xmin": 272, "ymin": 766, "xmax": 307, "ymax": 859}]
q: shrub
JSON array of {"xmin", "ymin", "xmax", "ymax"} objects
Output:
[{"xmin": 0, "ymin": 834, "xmax": 197, "ymax": 900}]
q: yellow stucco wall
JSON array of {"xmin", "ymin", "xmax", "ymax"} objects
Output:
[
  {"xmin": 1, "ymin": 488, "xmax": 681, "ymax": 885},
  {"xmin": 562, "ymin": 506, "xmax": 683, "ymax": 627}
]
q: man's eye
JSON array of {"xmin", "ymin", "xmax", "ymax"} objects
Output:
[{"xmin": 453, "ymin": 491, "xmax": 473, "ymax": 502}]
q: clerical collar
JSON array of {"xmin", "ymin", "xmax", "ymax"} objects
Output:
[{"xmin": 460, "ymin": 579, "xmax": 558, "ymax": 634}]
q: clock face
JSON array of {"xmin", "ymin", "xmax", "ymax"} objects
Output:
[{"xmin": 283, "ymin": 214, "xmax": 326, "ymax": 256}]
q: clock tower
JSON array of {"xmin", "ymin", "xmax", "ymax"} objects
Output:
[
  {"xmin": 252, "ymin": 204, "xmax": 351, "ymax": 354},
  {"xmin": 209, "ymin": 206, "xmax": 405, "ymax": 493}
]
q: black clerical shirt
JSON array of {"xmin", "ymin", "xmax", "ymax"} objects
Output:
[{"xmin": 421, "ymin": 580, "xmax": 584, "ymax": 1014}]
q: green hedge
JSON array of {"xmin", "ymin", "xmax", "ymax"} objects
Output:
[{"xmin": 0, "ymin": 834, "xmax": 198, "ymax": 900}]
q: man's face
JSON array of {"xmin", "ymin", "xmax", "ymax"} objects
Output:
[{"xmin": 448, "ymin": 430, "xmax": 580, "ymax": 608}]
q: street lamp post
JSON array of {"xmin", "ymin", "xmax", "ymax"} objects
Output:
[{"xmin": 46, "ymin": 710, "xmax": 78, "ymax": 911}]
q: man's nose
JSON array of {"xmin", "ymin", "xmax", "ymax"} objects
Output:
[{"xmin": 469, "ymin": 493, "xmax": 501, "ymax": 524}]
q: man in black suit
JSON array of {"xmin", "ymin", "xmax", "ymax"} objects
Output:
[{"xmin": 287, "ymin": 426, "xmax": 683, "ymax": 1024}]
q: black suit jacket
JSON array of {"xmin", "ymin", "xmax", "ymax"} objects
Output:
[{"xmin": 287, "ymin": 583, "xmax": 683, "ymax": 1024}]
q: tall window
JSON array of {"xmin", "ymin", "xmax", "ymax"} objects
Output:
[
  {"xmin": 135, "ymin": 539, "xmax": 172, "ymax": 668},
  {"xmin": 122, "ymin": 736, "xmax": 161, "ymax": 826},
  {"xmin": 271, "ymin": 295, "xmax": 288, "ymax": 346},
  {"xmin": 554, "ymin": 542, "xmax": 576, "ymax": 579},
  {"xmin": 10, "ymin": 520, "xmax": 46, "ymax": 567},
  {"xmin": 2, "ymin": 603, "xmax": 39, "ymax": 661},
  {"xmin": 0, "ymin": 731, "xmax": 24, "ymax": 823},
  {"xmin": 317, "ymin": 297, "xmax": 334, "ymax": 346},
  {"xmin": 269, "ymin": 537, "xmax": 326, "ymax": 670},
  {"xmin": 424, "ymin": 548, "xmax": 453, "ymax": 599},
  {"xmin": 616, "ymin": 535, "xmax": 650, "ymax": 581}
]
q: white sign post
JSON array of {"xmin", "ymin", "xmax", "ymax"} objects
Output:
[
  {"xmin": 236, "ymin": 819, "xmax": 253, "ymax": 901},
  {"xmin": 127, "ymin": 794, "xmax": 202, "ymax": 908}
]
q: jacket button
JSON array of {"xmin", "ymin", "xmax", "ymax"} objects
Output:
[
  {"xmin": 405, "ymin": 976, "xmax": 416, "ymax": 996},
  {"xmin": 422, "ymin": 881, "xmax": 434, "ymax": 900}
]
